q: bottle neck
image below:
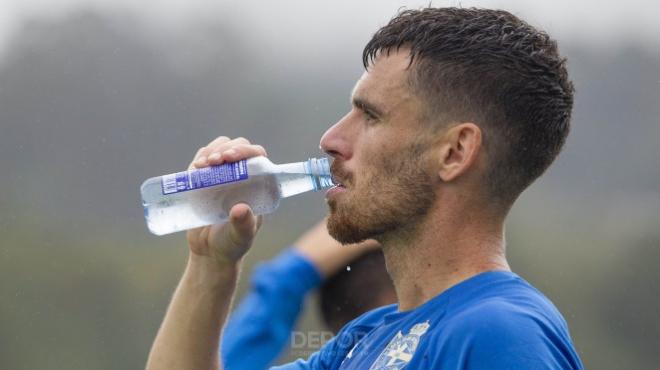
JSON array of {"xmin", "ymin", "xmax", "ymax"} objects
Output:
[
  {"xmin": 304, "ymin": 157, "xmax": 333, "ymax": 191},
  {"xmin": 273, "ymin": 157, "xmax": 333, "ymax": 198}
]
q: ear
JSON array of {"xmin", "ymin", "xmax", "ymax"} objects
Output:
[{"xmin": 436, "ymin": 123, "xmax": 482, "ymax": 182}]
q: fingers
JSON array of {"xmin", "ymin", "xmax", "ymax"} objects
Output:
[
  {"xmin": 190, "ymin": 137, "xmax": 267, "ymax": 169},
  {"xmin": 208, "ymin": 135, "xmax": 232, "ymax": 147},
  {"xmin": 208, "ymin": 144, "xmax": 267, "ymax": 165},
  {"xmin": 188, "ymin": 147, "xmax": 209, "ymax": 170}
]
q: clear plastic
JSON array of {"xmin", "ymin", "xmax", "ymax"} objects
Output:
[{"xmin": 140, "ymin": 156, "xmax": 333, "ymax": 235}]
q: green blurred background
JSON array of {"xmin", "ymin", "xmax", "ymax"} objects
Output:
[{"xmin": 0, "ymin": 1, "xmax": 659, "ymax": 369}]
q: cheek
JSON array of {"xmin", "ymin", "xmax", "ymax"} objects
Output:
[
  {"xmin": 351, "ymin": 127, "xmax": 419, "ymax": 184},
  {"xmin": 358, "ymin": 151, "xmax": 393, "ymax": 189},
  {"xmin": 361, "ymin": 131, "xmax": 408, "ymax": 166},
  {"xmin": 355, "ymin": 126, "xmax": 394, "ymax": 158},
  {"xmin": 349, "ymin": 135, "xmax": 373, "ymax": 168}
]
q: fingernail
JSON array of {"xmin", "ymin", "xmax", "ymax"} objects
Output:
[
  {"xmin": 209, "ymin": 153, "xmax": 221, "ymax": 161},
  {"xmin": 224, "ymin": 149, "xmax": 237, "ymax": 157},
  {"xmin": 195, "ymin": 156, "xmax": 207, "ymax": 165}
]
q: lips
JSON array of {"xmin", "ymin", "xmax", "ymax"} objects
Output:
[
  {"xmin": 331, "ymin": 175, "xmax": 345, "ymax": 187},
  {"xmin": 328, "ymin": 161, "xmax": 351, "ymax": 199},
  {"xmin": 326, "ymin": 184, "xmax": 346, "ymax": 199},
  {"xmin": 330, "ymin": 162, "xmax": 351, "ymax": 187},
  {"xmin": 327, "ymin": 174, "xmax": 347, "ymax": 199}
]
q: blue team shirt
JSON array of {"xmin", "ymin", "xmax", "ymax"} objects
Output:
[{"xmin": 274, "ymin": 271, "xmax": 583, "ymax": 370}]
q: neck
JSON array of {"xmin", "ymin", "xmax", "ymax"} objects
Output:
[{"xmin": 379, "ymin": 201, "xmax": 510, "ymax": 312}]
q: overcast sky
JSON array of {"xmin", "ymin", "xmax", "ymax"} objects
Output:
[{"xmin": 1, "ymin": 0, "xmax": 658, "ymax": 57}]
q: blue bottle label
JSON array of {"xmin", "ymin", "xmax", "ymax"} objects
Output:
[{"xmin": 161, "ymin": 160, "xmax": 249, "ymax": 195}]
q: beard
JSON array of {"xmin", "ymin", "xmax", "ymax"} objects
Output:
[{"xmin": 326, "ymin": 141, "xmax": 436, "ymax": 244}]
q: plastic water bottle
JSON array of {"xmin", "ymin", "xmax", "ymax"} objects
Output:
[{"xmin": 141, "ymin": 156, "xmax": 333, "ymax": 235}]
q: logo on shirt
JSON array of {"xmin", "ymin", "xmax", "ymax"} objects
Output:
[{"xmin": 369, "ymin": 321, "xmax": 431, "ymax": 370}]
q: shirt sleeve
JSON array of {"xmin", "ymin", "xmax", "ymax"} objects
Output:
[{"xmin": 221, "ymin": 248, "xmax": 323, "ymax": 370}]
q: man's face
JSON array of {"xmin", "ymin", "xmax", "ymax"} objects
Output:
[{"xmin": 320, "ymin": 50, "xmax": 437, "ymax": 244}]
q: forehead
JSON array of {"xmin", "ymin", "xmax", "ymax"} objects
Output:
[{"xmin": 352, "ymin": 50, "xmax": 415, "ymax": 106}]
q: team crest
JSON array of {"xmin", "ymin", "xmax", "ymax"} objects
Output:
[{"xmin": 368, "ymin": 321, "xmax": 431, "ymax": 370}]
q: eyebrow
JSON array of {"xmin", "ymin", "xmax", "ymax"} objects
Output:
[{"xmin": 351, "ymin": 96, "xmax": 386, "ymax": 118}]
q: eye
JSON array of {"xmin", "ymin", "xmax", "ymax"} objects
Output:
[{"xmin": 363, "ymin": 110, "xmax": 378, "ymax": 122}]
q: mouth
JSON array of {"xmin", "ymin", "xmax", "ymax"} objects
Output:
[
  {"xmin": 326, "ymin": 174, "xmax": 347, "ymax": 199},
  {"xmin": 331, "ymin": 175, "xmax": 345, "ymax": 188},
  {"xmin": 328, "ymin": 161, "xmax": 351, "ymax": 200}
]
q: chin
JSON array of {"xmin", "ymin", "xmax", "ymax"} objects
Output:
[
  {"xmin": 327, "ymin": 208, "xmax": 379, "ymax": 245},
  {"xmin": 327, "ymin": 225, "xmax": 371, "ymax": 245}
]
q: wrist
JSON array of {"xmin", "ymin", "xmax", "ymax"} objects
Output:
[{"xmin": 187, "ymin": 253, "xmax": 242, "ymax": 286}]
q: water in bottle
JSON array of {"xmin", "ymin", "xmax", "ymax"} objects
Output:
[{"xmin": 140, "ymin": 156, "xmax": 333, "ymax": 235}]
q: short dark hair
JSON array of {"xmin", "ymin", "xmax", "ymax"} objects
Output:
[
  {"xmin": 363, "ymin": 8, "xmax": 574, "ymax": 207},
  {"xmin": 319, "ymin": 250, "xmax": 394, "ymax": 333}
]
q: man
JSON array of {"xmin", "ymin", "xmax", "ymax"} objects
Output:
[
  {"xmin": 147, "ymin": 7, "xmax": 583, "ymax": 369},
  {"xmin": 221, "ymin": 220, "xmax": 395, "ymax": 369}
]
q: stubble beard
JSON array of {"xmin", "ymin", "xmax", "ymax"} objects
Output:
[{"xmin": 326, "ymin": 143, "xmax": 436, "ymax": 245}]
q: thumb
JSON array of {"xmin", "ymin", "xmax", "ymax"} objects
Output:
[
  {"xmin": 228, "ymin": 203, "xmax": 258, "ymax": 247},
  {"xmin": 210, "ymin": 203, "xmax": 259, "ymax": 263}
]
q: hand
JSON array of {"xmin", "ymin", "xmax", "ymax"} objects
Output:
[
  {"xmin": 185, "ymin": 136, "xmax": 268, "ymax": 269},
  {"xmin": 294, "ymin": 218, "xmax": 380, "ymax": 278}
]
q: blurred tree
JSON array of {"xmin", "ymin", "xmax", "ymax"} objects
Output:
[{"xmin": 597, "ymin": 234, "xmax": 660, "ymax": 367}]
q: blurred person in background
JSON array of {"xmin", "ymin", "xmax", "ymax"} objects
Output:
[
  {"xmin": 147, "ymin": 7, "xmax": 583, "ymax": 369},
  {"xmin": 318, "ymin": 243, "xmax": 394, "ymax": 335},
  {"xmin": 221, "ymin": 220, "xmax": 395, "ymax": 370}
]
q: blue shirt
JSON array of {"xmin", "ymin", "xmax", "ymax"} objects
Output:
[
  {"xmin": 222, "ymin": 249, "xmax": 323, "ymax": 370},
  {"xmin": 274, "ymin": 271, "xmax": 583, "ymax": 370}
]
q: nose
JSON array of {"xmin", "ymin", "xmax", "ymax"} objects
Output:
[{"xmin": 320, "ymin": 113, "xmax": 353, "ymax": 160}]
